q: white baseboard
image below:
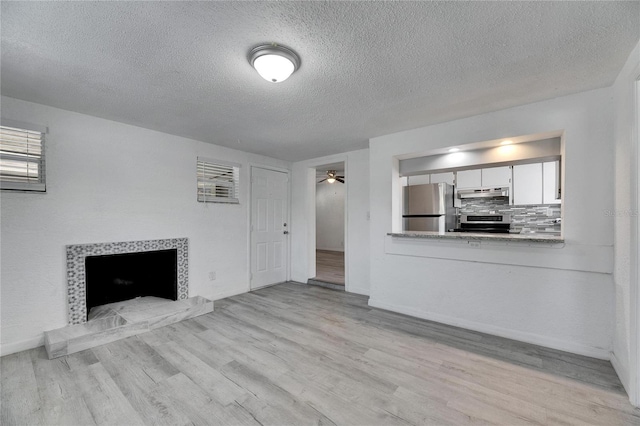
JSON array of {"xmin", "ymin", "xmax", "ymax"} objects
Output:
[
  {"xmin": 346, "ymin": 286, "xmax": 370, "ymax": 296},
  {"xmin": 368, "ymin": 298, "xmax": 611, "ymax": 360},
  {"xmin": 209, "ymin": 286, "xmax": 250, "ymax": 301},
  {"xmin": 610, "ymin": 351, "xmax": 630, "ymax": 394},
  {"xmin": 0, "ymin": 335, "xmax": 44, "ymax": 357}
]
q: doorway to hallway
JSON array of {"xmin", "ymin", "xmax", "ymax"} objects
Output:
[
  {"xmin": 315, "ymin": 249, "xmax": 345, "ymax": 285},
  {"xmin": 310, "ymin": 162, "xmax": 346, "ymax": 290}
]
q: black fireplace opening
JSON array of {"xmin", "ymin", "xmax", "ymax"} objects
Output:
[{"xmin": 85, "ymin": 249, "xmax": 178, "ymax": 317}]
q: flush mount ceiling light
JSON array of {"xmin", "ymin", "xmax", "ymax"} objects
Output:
[
  {"xmin": 249, "ymin": 44, "xmax": 300, "ymax": 83},
  {"xmin": 448, "ymin": 148, "xmax": 460, "ymax": 152}
]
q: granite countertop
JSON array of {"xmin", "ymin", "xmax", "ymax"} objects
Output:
[{"xmin": 387, "ymin": 231, "xmax": 564, "ymax": 243}]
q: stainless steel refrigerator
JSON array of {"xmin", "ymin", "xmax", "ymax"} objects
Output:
[{"xmin": 403, "ymin": 183, "xmax": 455, "ymax": 232}]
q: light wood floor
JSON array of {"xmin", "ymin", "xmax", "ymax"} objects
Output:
[
  {"xmin": 315, "ymin": 249, "xmax": 345, "ymax": 285},
  {"xmin": 2, "ymin": 282, "xmax": 639, "ymax": 425}
]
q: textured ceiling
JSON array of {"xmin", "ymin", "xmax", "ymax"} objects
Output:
[{"xmin": 1, "ymin": 2, "xmax": 638, "ymax": 161}]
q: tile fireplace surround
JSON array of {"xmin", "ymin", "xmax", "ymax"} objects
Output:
[{"xmin": 66, "ymin": 237, "xmax": 189, "ymax": 325}]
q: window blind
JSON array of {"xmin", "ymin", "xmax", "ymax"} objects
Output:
[
  {"xmin": 197, "ymin": 158, "xmax": 240, "ymax": 203},
  {"xmin": 0, "ymin": 125, "xmax": 46, "ymax": 192}
]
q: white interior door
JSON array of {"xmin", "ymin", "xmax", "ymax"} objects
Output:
[{"xmin": 251, "ymin": 167, "xmax": 289, "ymax": 289}]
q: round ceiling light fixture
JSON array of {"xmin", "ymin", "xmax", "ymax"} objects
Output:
[{"xmin": 249, "ymin": 43, "xmax": 300, "ymax": 83}]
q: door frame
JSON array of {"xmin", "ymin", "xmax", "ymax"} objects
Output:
[
  {"xmin": 630, "ymin": 76, "xmax": 640, "ymax": 407},
  {"xmin": 308, "ymin": 156, "xmax": 350, "ymax": 291},
  {"xmin": 248, "ymin": 164, "xmax": 291, "ymax": 291}
]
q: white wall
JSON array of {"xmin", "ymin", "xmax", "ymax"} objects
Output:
[
  {"xmin": 612, "ymin": 39, "xmax": 640, "ymax": 406},
  {"xmin": 315, "ymin": 182, "xmax": 345, "ymax": 251},
  {"xmin": 0, "ymin": 96, "xmax": 289, "ymax": 356},
  {"xmin": 369, "ymin": 87, "xmax": 615, "ymax": 359},
  {"xmin": 291, "ymin": 149, "xmax": 370, "ymax": 295}
]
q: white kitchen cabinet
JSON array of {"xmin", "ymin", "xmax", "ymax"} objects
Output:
[
  {"xmin": 543, "ymin": 161, "xmax": 561, "ymax": 204},
  {"xmin": 430, "ymin": 172, "xmax": 455, "ymax": 185},
  {"xmin": 513, "ymin": 163, "xmax": 543, "ymax": 205},
  {"xmin": 455, "ymin": 169, "xmax": 481, "ymax": 189},
  {"xmin": 407, "ymin": 175, "xmax": 430, "ymax": 185},
  {"xmin": 481, "ymin": 166, "xmax": 511, "ymax": 187}
]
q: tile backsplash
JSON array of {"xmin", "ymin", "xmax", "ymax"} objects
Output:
[{"xmin": 460, "ymin": 197, "xmax": 561, "ymax": 235}]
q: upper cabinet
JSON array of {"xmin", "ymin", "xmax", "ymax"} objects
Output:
[
  {"xmin": 455, "ymin": 167, "xmax": 510, "ymax": 189},
  {"xmin": 430, "ymin": 172, "xmax": 455, "ymax": 185},
  {"xmin": 481, "ymin": 166, "xmax": 511, "ymax": 187},
  {"xmin": 543, "ymin": 161, "xmax": 561, "ymax": 204},
  {"xmin": 406, "ymin": 175, "xmax": 430, "ymax": 186},
  {"xmin": 405, "ymin": 172, "xmax": 454, "ymax": 186},
  {"xmin": 419, "ymin": 160, "xmax": 560, "ymax": 206},
  {"xmin": 513, "ymin": 164, "xmax": 543, "ymax": 205},
  {"xmin": 455, "ymin": 169, "xmax": 481, "ymax": 189}
]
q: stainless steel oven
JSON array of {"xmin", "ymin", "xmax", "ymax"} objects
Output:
[{"xmin": 452, "ymin": 214, "xmax": 512, "ymax": 233}]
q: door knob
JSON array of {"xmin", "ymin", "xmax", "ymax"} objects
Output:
[{"xmin": 283, "ymin": 231, "xmax": 289, "ymax": 235}]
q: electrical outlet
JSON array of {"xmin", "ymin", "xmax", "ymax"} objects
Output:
[
  {"xmin": 209, "ymin": 271, "xmax": 216, "ymax": 281},
  {"xmin": 468, "ymin": 241, "xmax": 481, "ymax": 248}
]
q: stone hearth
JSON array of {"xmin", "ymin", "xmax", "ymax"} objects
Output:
[{"xmin": 45, "ymin": 296, "xmax": 213, "ymax": 359}]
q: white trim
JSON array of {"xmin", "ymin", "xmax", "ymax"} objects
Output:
[
  {"xmin": 630, "ymin": 74, "xmax": 640, "ymax": 407},
  {"xmin": 247, "ymin": 163, "xmax": 290, "ymax": 174},
  {"xmin": 611, "ymin": 351, "xmax": 631, "ymax": 394},
  {"xmin": 368, "ymin": 298, "xmax": 611, "ymax": 360},
  {"xmin": 306, "ymin": 154, "xmax": 351, "ymax": 292},
  {"xmin": 346, "ymin": 286, "xmax": 370, "ymax": 296},
  {"xmin": 0, "ymin": 335, "xmax": 44, "ymax": 357},
  {"xmin": 343, "ymin": 159, "xmax": 350, "ymax": 292},
  {"xmin": 209, "ymin": 287, "xmax": 251, "ymax": 301},
  {"xmin": 308, "ymin": 167, "xmax": 317, "ymax": 280},
  {"xmin": 250, "ymin": 281, "xmax": 286, "ymax": 292}
]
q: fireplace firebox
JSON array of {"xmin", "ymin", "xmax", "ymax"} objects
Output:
[{"xmin": 85, "ymin": 249, "xmax": 178, "ymax": 317}]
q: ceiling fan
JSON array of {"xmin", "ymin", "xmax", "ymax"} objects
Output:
[{"xmin": 318, "ymin": 170, "xmax": 344, "ymax": 184}]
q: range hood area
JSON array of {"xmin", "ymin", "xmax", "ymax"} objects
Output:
[{"xmin": 457, "ymin": 187, "xmax": 509, "ymax": 199}]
